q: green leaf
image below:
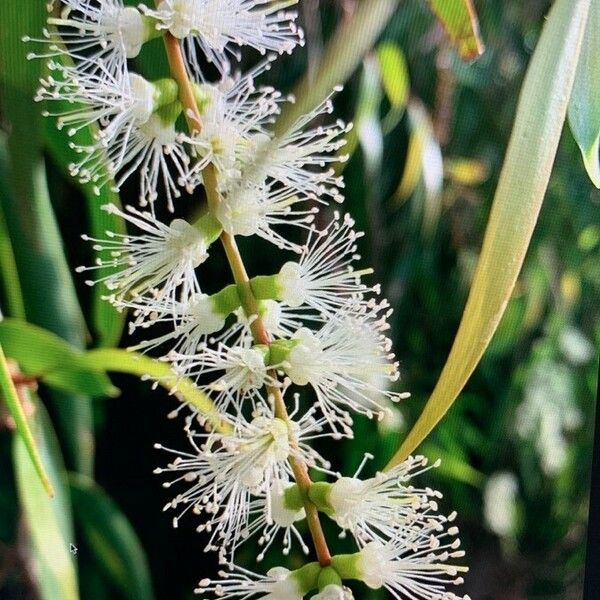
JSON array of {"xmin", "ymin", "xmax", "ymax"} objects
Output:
[
  {"xmin": 377, "ymin": 42, "xmax": 409, "ymax": 112},
  {"xmin": 426, "ymin": 0, "xmax": 485, "ymax": 61},
  {"xmin": 568, "ymin": 0, "xmax": 600, "ymax": 188},
  {"xmin": 13, "ymin": 394, "xmax": 79, "ymax": 600},
  {"xmin": 0, "ymin": 343, "xmax": 53, "ymax": 496},
  {"xmin": 82, "ymin": 348, "xmax": 229, "ymax": 431},
  {"xmin": 0, "ymin": 319, "xmax": 118, "ymax": 398},
  {"xmin": 69, "ymin": 473, "xmax": 155, "ymax": 600},
  {"xmin": 0, "ymin": 0, "xmax": 94, "ymax": 475},
  {"xmin": 274, "ymin": 0, "xmax": 400, "ymax": 136},
  {"xmin": 0, "ymin": 139, "xmax": 26, "ymax": 319},
  {"xmin": 386, "ymin": 0, "xmax": 592, "ymax": 470}
]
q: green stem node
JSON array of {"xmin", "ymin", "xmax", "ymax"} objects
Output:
[
  {"xmin": 210, "ymin": 284, "xmax": 242, "ymax": 317},
  {"xmin": 250, "ymin": 274, "xmax": 281, "ymax": 300},
  {"xmin": 318, "ymin": 566, "xmax": 343, "ymax": 589},
  {"xmin": 291, "ymin": 562, "xmax": 322, "ymax": 595},
  {"xmin": 330, "ymin": 553, "xmax": 362, "ymax": 581},
  {"xmin": 283, "ymin": 483, "xmax": 304, "ymax": 512},
  {"xmin": 308, "ymin": 481, "xmax": 334, "ymax": 513}
]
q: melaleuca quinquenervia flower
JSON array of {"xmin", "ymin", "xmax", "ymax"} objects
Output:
[
  {"xmin": 30, "ymin": 2, "xmax": 470, "ymax": 597},
  {"xmin": 141, "ymin": 0, "xmax": 304, "ymax": 76}
]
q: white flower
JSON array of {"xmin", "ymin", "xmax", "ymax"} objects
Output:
[
  {"xmin": 172, "ymin": 343, "xmax": 277, "ymax": 412},
  {"xmin": 313, "ymin": 585, "xmax": 354, "ymax": 600},
  {"xmin": 283, "ymin": 306, "xmax": 409, "ymax": 432},
  {"xmin": 78, "ymin": 204, "xmax": 207, "ymax": 307},
  {"xmin": 275, "ymin": 213, "xmax": 376, "ymax": 316},
  {"xmin": 247, "ymin": 92, "xmax": 351, "ymax": 202},
  {"xmin": 188, "ymin": 60, "xmax": 283, "ymax": 180},
  {"xmin": 26, "ymin": 1, "xmax": 148, "ymax": 80},
  {"xmin": 195, "ymin": 566, "xmax": 303, "ymax": 599},
  {"xmin": 357, "ymin": 539, "xmax": 469, "ymax": 600},
  {"xmin": 38, "ymin": 65, "xmax": 191, "ymax": 205},
  {"xmin": 143, "ymin": 0, "xmax": 303, "ymax": 75},
  {"xmin": 329, "ymin": 455, "xmax": 452, "ymax": 547},
  {"xmin": 216, "ymin": 180, "xmax": 318, "ymax": 252},
  {"xmin": 155, "ymin": 403, "xmax": 329, "ymax": 559},
  {"xmin": 244, "ymin": 483, "xmax": 308, "ymax": 561}
]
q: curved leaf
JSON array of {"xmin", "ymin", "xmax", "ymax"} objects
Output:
[
  {"xmin": 82, "ymin": 348, "xmax": 228, "ymax": 431},
  {"xmin": 0, "ymin": 343, "xmax": 53, "ymax": 496},
  {"xmin": 13, "ymin": 394, "xmax": 79, "ymax": 600},
  {"xmin": 0, "ymin": 319, "xmax": 118, "ymax": 398},
  {"xmin": 568, "ymin": 0, "xmax": 600, "ymax": 188},
  {"xmin": 386, "ymin": 0, "xmax": 592, "ymax": 469},
  {"xmin": 69, "ymin": 473, "xmax": 154, "ymax": 600}
]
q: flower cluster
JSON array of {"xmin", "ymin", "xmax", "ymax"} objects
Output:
[{"xmin": 32, "ymin": 1, "xmax": 469, "ymax": 598}]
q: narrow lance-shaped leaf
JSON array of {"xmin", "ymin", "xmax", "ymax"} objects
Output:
[
  {"xmin": 0, "ymin": 343, "xmax": 53, "ymax": 496},
  {"xmin": 386, "ymin": 0, "xmax": 592, "ymax": 469},
  {"xmin": 426, "ymin": 0, "xmax": 485, "ymax": 61},
  {"xmin": 69, "ymin": 474, "xmax": 155, "ymax": 600},
  {"xmin": 0, "ymin": 319, "xmax": 118, "ymax": 398},
  {"xmin": 13, "ymin": 394, "xmax": 79, "ymax": 600},
  {"xmin": 82, "ymin": 348, "xmax": 230, "ymax": 432},
  {"xmin": 0, "ymin": 142, "xmax": 26, "ymax": 319},
  {"xmin": 568, "ymin": 0, "xmax": 600, "ymax": 188}
]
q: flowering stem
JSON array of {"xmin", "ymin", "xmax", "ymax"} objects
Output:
[{"xmin": 160, "ymin": 30, "xmax": 333, "ymax": 567}]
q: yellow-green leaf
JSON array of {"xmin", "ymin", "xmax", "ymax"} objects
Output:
[
  {"xmin": 386, "ymin": 0, "xmax": 592, "ymax": 470},
  {"xmin": 82, "ymin": 348, "xmax": 229, "ymax": 431},
  {"xmin": 426, "ymin": 0, "xmax": 485, "ymax": 61},
  {"xmin": 377, "ymin": 42, "xmax": 409, "ymax": 112},
  {"xmin": 0, "ymin": 343, "xmax": 53, "ymax": 496},
  {"xmin": 69, "ymin": 474, "xmax": 154, "ymax": 600},
  {"xmin": 568, "ymin": 0, "xmax": 600, "ymax": 187}
]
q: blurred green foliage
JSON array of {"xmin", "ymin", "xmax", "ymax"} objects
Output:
[{"xmin": 0, "ymin": 1, "xmax": 597, "ymax": 599}]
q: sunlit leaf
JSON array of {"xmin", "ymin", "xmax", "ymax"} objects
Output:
[
  {"xmin": 386, "ymin": 0, "xmax": 592, "ymax": 469},
  {"xmin": 568, "ymin": 0, "xmax": 600, "ymax": 188},
  {"xmin": 445, "ymin": 157, "xmax": 490, "ymax": 186},
  {"xmin": 70, "ymin": 474, "xmax": 155, "ymax": 600},
  {"xmin": 377, "ymin": 42, "xmax": 410, "ymax": 113},
  {"xmin": 426, "ymin": 0, "xmax": 485, "ymax": 61},
  {"xmin": 13, "ymin": 395, "xmax": 79, "ymax": 600},
  {"xmin": 394, "ymin": 101, "xmax": 443, "ymax": 236},
  {"xmin": 0, "ymin": 319, "xmax": 118, "ymax": 398},
  {"xmin": 81, "ymin": 348, "xmax": 229, "ymax": 431},
  {"xmin": 356, "ymin": 56, "xmax": 384, "ymax": 176}
]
